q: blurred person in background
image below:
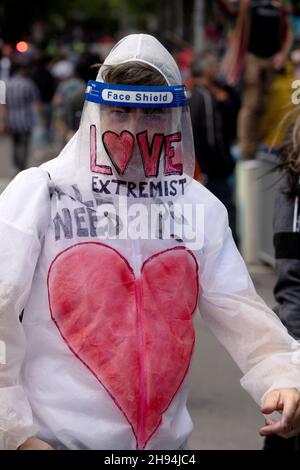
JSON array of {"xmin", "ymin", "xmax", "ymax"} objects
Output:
[
  {"xmin": 222, "ymin": 0, "xmax": 293, "ymax": 160},
  {"xmin": 189, "ymin": 50, "xmax": 239, "ymax": 242},
  {"xmin": 51, "ymin": 58, "xmax": 86, "ymax": 144},
  {"xmin": 31, "ymin": 54, "xmax": 56, "ymax": 143},
  {"xmin": 63, "ymin": 85, "xmax": 86, "ymax": 142},
  {"xmin": 63, "ymin": 54, "xmax": 99, "ymax": 141},
  {"xmin": 263, "ymin": 117, "xmax": 300, "ymax": 450},
  {"xmin": 258, "ymin": 55, "xmax": 297, "ymax": 152},
  {"xmin": 0, "ymin": 43, "xmax": 12, "ymax": 82},
  {"xmin": 291, "ymin": 44, "xmax": 300, "ymax": 79},
  {"xmin": 0, "ymin": 62, "xmax": 45, "ymax": 172}
]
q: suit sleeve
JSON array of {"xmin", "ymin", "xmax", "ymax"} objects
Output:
[
  {"xmin": 199, "ymin": 198, "xmax": 300, "ymax": 406},
  {"xmin": 0, "ymin": 168, "xmax": 50, "ymax": 449}
]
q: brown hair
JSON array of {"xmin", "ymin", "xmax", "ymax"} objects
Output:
[{"xmin": 101, "ymin": 61, "xmax": 167, "ymax": 86}]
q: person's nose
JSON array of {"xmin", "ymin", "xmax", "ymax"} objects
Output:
[{"xmin": 125, "ymin": 109, "xmax": 143, "ymax": 135}]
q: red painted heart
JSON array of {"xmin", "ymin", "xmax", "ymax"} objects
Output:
[
  {"xmin": 48, "ymin": 243, "xmax": 199, "ymax": 449},
  {"xmin": 102, "ymin": 131, "xmax": 135, "ymax": 175}
]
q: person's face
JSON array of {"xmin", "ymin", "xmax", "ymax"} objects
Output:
[{"xmin": 100, "ymin": 105, "xmax": 170, "ymax": 138}]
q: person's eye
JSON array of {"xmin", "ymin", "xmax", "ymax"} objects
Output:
[
  {"xmin": 112, "ymin": 109, "xmax": 125, "ymax": 115},
  {"xmin": 145, "ymin": 113, "xmax": 166, "ymax": 123},
  {"xmin": 111, "ymin": 109, "xmax": 128, "ymax": 120}
]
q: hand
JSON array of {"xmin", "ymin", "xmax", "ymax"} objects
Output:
[
  {"xmin": 260, "ymin": 388, "xmax": 300, "ymax": 439},
  {"xmin": 271, "ymin": 52, "xmax": 287, "ymax": 71},
  {"xmin": 17, "ymin": 436, "xmax": 54, "ymax": 450}
]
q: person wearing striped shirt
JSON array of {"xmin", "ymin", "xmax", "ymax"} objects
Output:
[{"xmin": 1, "ymin": 62, "xmax": 44, "ymax": 172}]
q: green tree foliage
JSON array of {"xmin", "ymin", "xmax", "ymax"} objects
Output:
[{"xmin": 0, "ymin": 0, "xmax": 158, "ymax": 41}]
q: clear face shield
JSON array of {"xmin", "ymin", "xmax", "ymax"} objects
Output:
[
  {"xmin": 64, "ymin": 81, "xmax": 202, "ymax": 250},
  {"xmin": 76, "ymin": 80, "xmax": 195, "ymax": 201}
]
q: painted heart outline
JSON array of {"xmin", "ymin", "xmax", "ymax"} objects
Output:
[
  {"xmin": 102, "ymin": 130, "xmax": 135, "ymax": 175},
  {"xmin": 47, "ymin": 242, "xmax": 199, "ymax": 449}
]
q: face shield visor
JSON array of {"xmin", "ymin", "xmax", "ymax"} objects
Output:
[{"xmin": 75, "ymin": 80, "xmax": 195, "ymax": 202}]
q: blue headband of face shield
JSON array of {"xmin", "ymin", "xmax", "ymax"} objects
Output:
[{"xmin": 85, "ymin": 80, "xmax": 188, "ymax": 109}]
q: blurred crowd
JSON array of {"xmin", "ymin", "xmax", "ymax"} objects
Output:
[{"xmin": 0, "ymin": 43, "xmax": 103, "ymax": 172}]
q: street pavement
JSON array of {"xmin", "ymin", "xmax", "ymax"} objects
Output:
[{"xmin": 0, "ymin": 135, "xmax": 278, "ymax": 450}]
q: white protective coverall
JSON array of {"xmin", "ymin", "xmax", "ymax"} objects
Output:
[{"xmin": 1, "ymin": 34, "xmax": 300, "ymax": 450}]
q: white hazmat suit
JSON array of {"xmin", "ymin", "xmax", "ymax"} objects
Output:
[{"xmin": 0, "ymin": 34, "xmax": 300, "ymax": 450}]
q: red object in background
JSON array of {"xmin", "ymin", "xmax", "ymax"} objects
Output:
[
  {"xmin": 100, "ymin": 36, "xmax": 113, "ymax": 44},
  {"xmin": 16, "ymin": 41, "xmax": 29, "ymax": 53},
  {"xmin": 178, "ymin": 48, "xmax": 193, "ymax": 71}
]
